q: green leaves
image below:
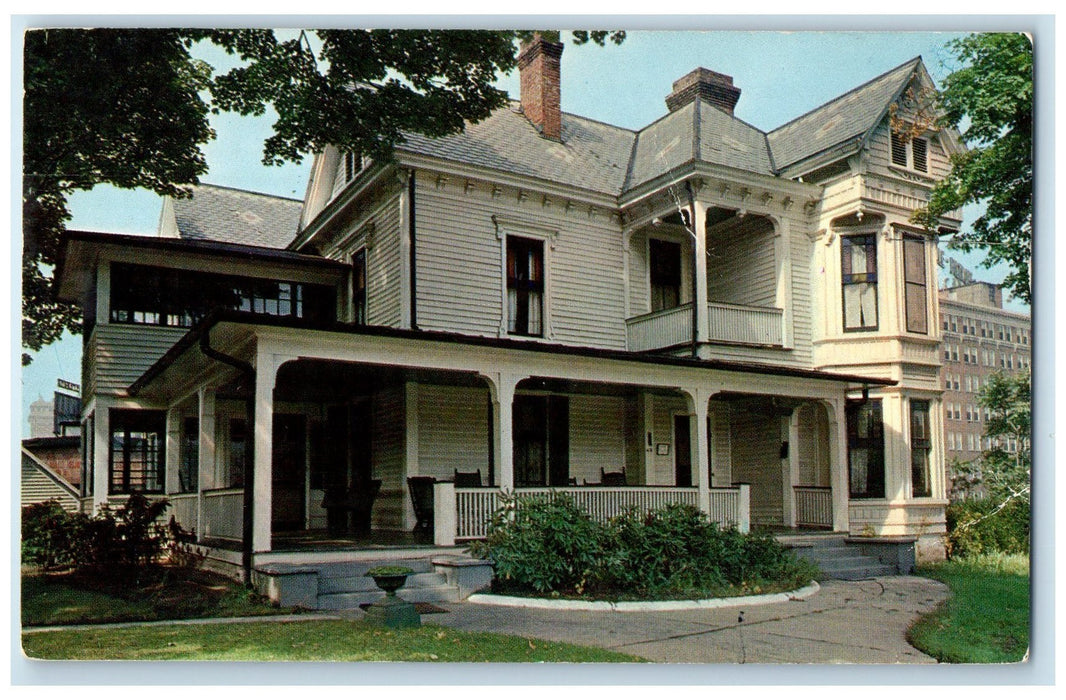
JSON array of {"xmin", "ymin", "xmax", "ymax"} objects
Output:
[{"xmin": 913, "ymin": 32, "xmax": 1033, "ymax": 304}]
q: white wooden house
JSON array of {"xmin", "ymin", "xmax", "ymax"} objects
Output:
[{"xmin": 56, "ymin": 39, "xmax": 960, "ymax": 586}]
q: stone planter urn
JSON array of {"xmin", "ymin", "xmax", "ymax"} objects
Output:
[{"xmin": 363, "ymin": 566, "xmax": 420, "ymax": 629}]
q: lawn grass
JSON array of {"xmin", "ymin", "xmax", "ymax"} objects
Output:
[
  {"xmin": 21, "ymin": 619, "xmax": 644, "ymax": 662},
  {"xmin": 908, "ymin": 553, "xmax": 1029, "ymax": 663},
  {"xmin": 22, "ymin": 566, "xmax": 293, "ymax": 626}
]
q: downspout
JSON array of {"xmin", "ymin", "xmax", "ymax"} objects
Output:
[
  {"xmin": 684, "ymin": 180, "xmax": 699, "ymax": 359},
  {"xmin": 199, "ymin": 329, "xmax": 256, "ymax": 585},
  {"xmin": 408, "ymin": 170, "xmax": 418, "ymax": 330}
]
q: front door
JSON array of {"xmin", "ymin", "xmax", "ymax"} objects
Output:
[{"xmin": 272, "ymin": 413, "xmax": 306, "ymax": 531}]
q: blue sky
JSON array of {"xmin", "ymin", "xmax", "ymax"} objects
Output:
[{"xmin": 17, "ymin": 29, "xmax": 1029, "ymax": 435}]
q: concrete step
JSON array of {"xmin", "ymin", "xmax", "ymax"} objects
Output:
[{"xmin": 820, "ymin": 564, "xmax": 899, "ymax": 581}]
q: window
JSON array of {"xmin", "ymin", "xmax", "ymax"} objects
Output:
[
  {"xmin": 847, "ymin": 400, "xmax": 885, "ymax": 499},
  {"xmin": 649, "ymin": 239, "xmax": 682, "ymax": 312},
  {"xmin": 110, "ymin": 263, "xmax": 336, "ymax": 328},
  {"xmin": 109, "ymin": 410, "xmax": 165, "ymax": 495},
  {"xmin": 344, "ymin": 151, "xmax": 362, "ymax": 183},
  {"xmin": 178, "ymin": 417, "xmax": 199, "ymax": 493},
  {"xmin": 841, "ymin": 235, "xmax": 878, "ymax": 331},
  {"xmin": 890, "ymin": 132, "xmax": 929, "ymax": 173},
  {"xmin": 903, "ymin": 234, "xmax": 928, "ymax": 334},
  {"xmin": 506, "ymin": 236, "xmax": 544, "ymax": 337},
  {"xmin": 910, "ymin": 400, "xmax": 931, "ymax": 497},
  {"xmin": 352, "ymin": 249, "xmax": 367, "ymax": 325}
]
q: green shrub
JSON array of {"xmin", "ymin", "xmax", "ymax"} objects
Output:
[
  {"xmin": 468, "ymin": 493, "xmax": 607, "ymax": 595},
  {"xmin": 21, "ymin": 501, "xmax": 89, "ymax": 569},
  {"xmin": 947, "ymin": 497, "xmax": 1030, "ymax": 558},
  {"xmin": 79, "ymin": 493, "xmax": 172, "ymax": 570},
  {"xmin": 469, "ymin": 494, "xmax": 817, "ymax": 598}
]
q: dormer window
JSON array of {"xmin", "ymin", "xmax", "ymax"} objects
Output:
[{"xmin": 890, "ymin": 132, "xmax": 929, "ymax": 173}]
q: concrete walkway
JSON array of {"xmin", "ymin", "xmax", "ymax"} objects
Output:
[
  {"xmin": 431, "ymin": 576, "xmax": 950, "ymax": 664},
  {"xmin": 23, "ymin": 576, "xmax": 950, "ymax": 664}
]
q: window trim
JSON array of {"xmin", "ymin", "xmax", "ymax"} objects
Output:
[{"xmin": 494, "ymin": 216, "xmax": 557, "ymax": 340}]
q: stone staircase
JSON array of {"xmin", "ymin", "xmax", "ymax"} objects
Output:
[
  {"xmin": 784, "ymin": 534, "xmax": 909, "ymax": 580},
  {"xmin": 253, "ymin": 554, "xmax": 493, "ymax": 610}
]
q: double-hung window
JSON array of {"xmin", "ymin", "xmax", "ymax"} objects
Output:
[
  {"xmin": 842, "ymin": 235, "xmax": 878, "ymax": 331},
  {"xmin": 903, "ymin": 233, "xmax": 927, "ymax": 333},
  {"xmin": 847, "ymin": 400, "xmax": 885, "ymax": 499},
  {"xmin": 910, "ymin": 400, "xmax": 932, "ymax": 497},
  {"xmin": 507, "ymin": 236, "xmax": 544, "ymax": 337},
  {"xmin": 109, "ymin": 410, "xmax": 165, "ymax": 495}
]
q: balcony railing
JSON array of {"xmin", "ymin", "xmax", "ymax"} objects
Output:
[
  {"xmin": 201, "ymin": 487, "xmax": 244, "ymax": 541},
  {"xmin": 626, "ymin": 302, "xmax": 783, "ymax": 352},
  {"xmin": 793, "ymin": 486, "xmax": 833, "ymax": 528}
]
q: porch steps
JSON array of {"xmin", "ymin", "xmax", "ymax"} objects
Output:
[{"xmin": 784, "ymin": 535, "xmax": 900, "ymax": 580}]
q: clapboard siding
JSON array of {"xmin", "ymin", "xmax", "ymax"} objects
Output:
[
  {"xmin": 709, "ymin": 402, "xmax": 733, "ymax": 487},
  {"xmin": 371, "ymin": 387, "xmax": 406, "ymax": 530},
  {"xmin": 413, "ymin": 173, "xmax": 628, "ymax": 350},
  {"xmin": 88, "ymin": 324, "xmax": 189, "ymax": 396},
  {"xmin": 707, "ymin": 228, "xmax": 776, "ymax": 308},
  {"xmin": 369, "ymin": 199, "xmax": 402, "ymax": 326},
  {"xmin": 568, "ymin": 394, "xmax": 629, "ymax": 484},
  {"xmin": 22, "ymin": 452, "xmax": 80, "ymax": 511},
  {"xmin": 729, "ymin": 409, "xmax": 782, "ymax": 525},
  {"xmin": 649, "ymin": 395, "xmax": 687, "ymax": 485},
  {"xmin": 797, "ymin": 403, "xmax": 831, "ymax": 487},
  {"xmin": 417, "ymin": 384, "xmax": 490, "ymax": 481}
]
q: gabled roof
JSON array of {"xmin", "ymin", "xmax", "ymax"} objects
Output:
[
  {"xmin": 163, "ymin": 183, "xmax": 303, "ymax": 249},
  {"xmin": 392, "ymin": 57, "xmax": 927, "ymax": 198},
  {"xmin": 767, "ymin": 58, "xmax": 921, "ymax": 173}
]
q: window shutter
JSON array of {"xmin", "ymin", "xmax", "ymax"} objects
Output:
[
  {"xmin": 891, "ymin": 132, "xmax": 908, "ymax": 167},
  {"xmin": 911, "ymin": 138, "xmax": 928, "ymax": 172}
]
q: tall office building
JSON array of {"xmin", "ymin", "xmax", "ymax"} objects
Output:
[{"xmin": 939, "ymin": 281, "xmax": 1031, "ymax": 497}]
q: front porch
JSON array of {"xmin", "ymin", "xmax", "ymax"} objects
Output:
[{"xmin": 125, "ymin": 317, "xmax": 871, "ymax": 569}]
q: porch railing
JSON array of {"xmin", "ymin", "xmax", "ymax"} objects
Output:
[
  {"xmin": 793, "ymin": 486, "xmax": 833, "ymax": 528},
  {"xmin": 201, "ymin": 487, "xmax": 244, "ymax": 541},
  {"xmin": 626, "ymin": 302, "xmax": 783, "ymax": 352},
  {"xmin": 434, "ymin": 484, "xmax": 748, "ymax": 545},
  {"xmin": 167, "ymin": 493, "xmax": 199, "ymax": 534}
]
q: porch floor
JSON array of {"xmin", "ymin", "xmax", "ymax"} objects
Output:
[{"xmin": 270, "ymin": 528, "xmax": 438, "ymax": 552}]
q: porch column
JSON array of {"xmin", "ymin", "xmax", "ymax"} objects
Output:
[
  {"xmin": 783, "ymin": 409, "xmax": 801, "ymax": 528},
  {"xmin": 197, "ymin": 386, "xmax": 217, "ymax": 540},
  {"xmin": 773, "ymin": 218, "xmax": 794, "ymax": 348},
  {"xmin": 692, "ymin": 199, "xmax": 710, "ymax": 343},
  {"xmin": 252, "ymin": 352, "xmax": 280, "ymax": 553},
  {"xmin": 827, "ymin": 398, "xmax": 850, "ymax": 532},
  {"xmin": 683, "ymin": 387, "xmax": 711, "ymax": 514},
  {"xmin": 92, "ymin": 398, "xmax": 112, "ymax": 514},
  {"xmin": 165, "ymin": 407, "xmax": 181, "ymax": 495},
  {"xmin": 483, "ymin": 372, "xmax": 522, "ymax": 492}
]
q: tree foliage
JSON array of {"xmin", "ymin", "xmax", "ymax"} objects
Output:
[
  {"xmin": 913, "ymin": 33, "xmax": 1033, "ymax": 304},
  {"xmin": 22, "ymin": 29, "xmax": 623, "ymax": 362},
  {"xmin": 22, "ymin": 28, "xmax": 215, "ymax": 363}
]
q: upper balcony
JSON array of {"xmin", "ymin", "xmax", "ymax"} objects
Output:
[{"xmin": 626, "ymin": 301, "xmax": 784, "ymax": 352}]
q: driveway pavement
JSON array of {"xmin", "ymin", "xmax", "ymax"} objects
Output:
[{"xmin": 431, "ymin": 576, "xmax": 950, "ymax": 664}]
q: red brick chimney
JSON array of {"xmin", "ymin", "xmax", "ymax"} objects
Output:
[
  {"xmin": 666, "ymin": 67, "xmax": 742, "ymax": 115},
  {"xmin": 518, "ymin": 34, "xmax": 564, "ymax": 141}
]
